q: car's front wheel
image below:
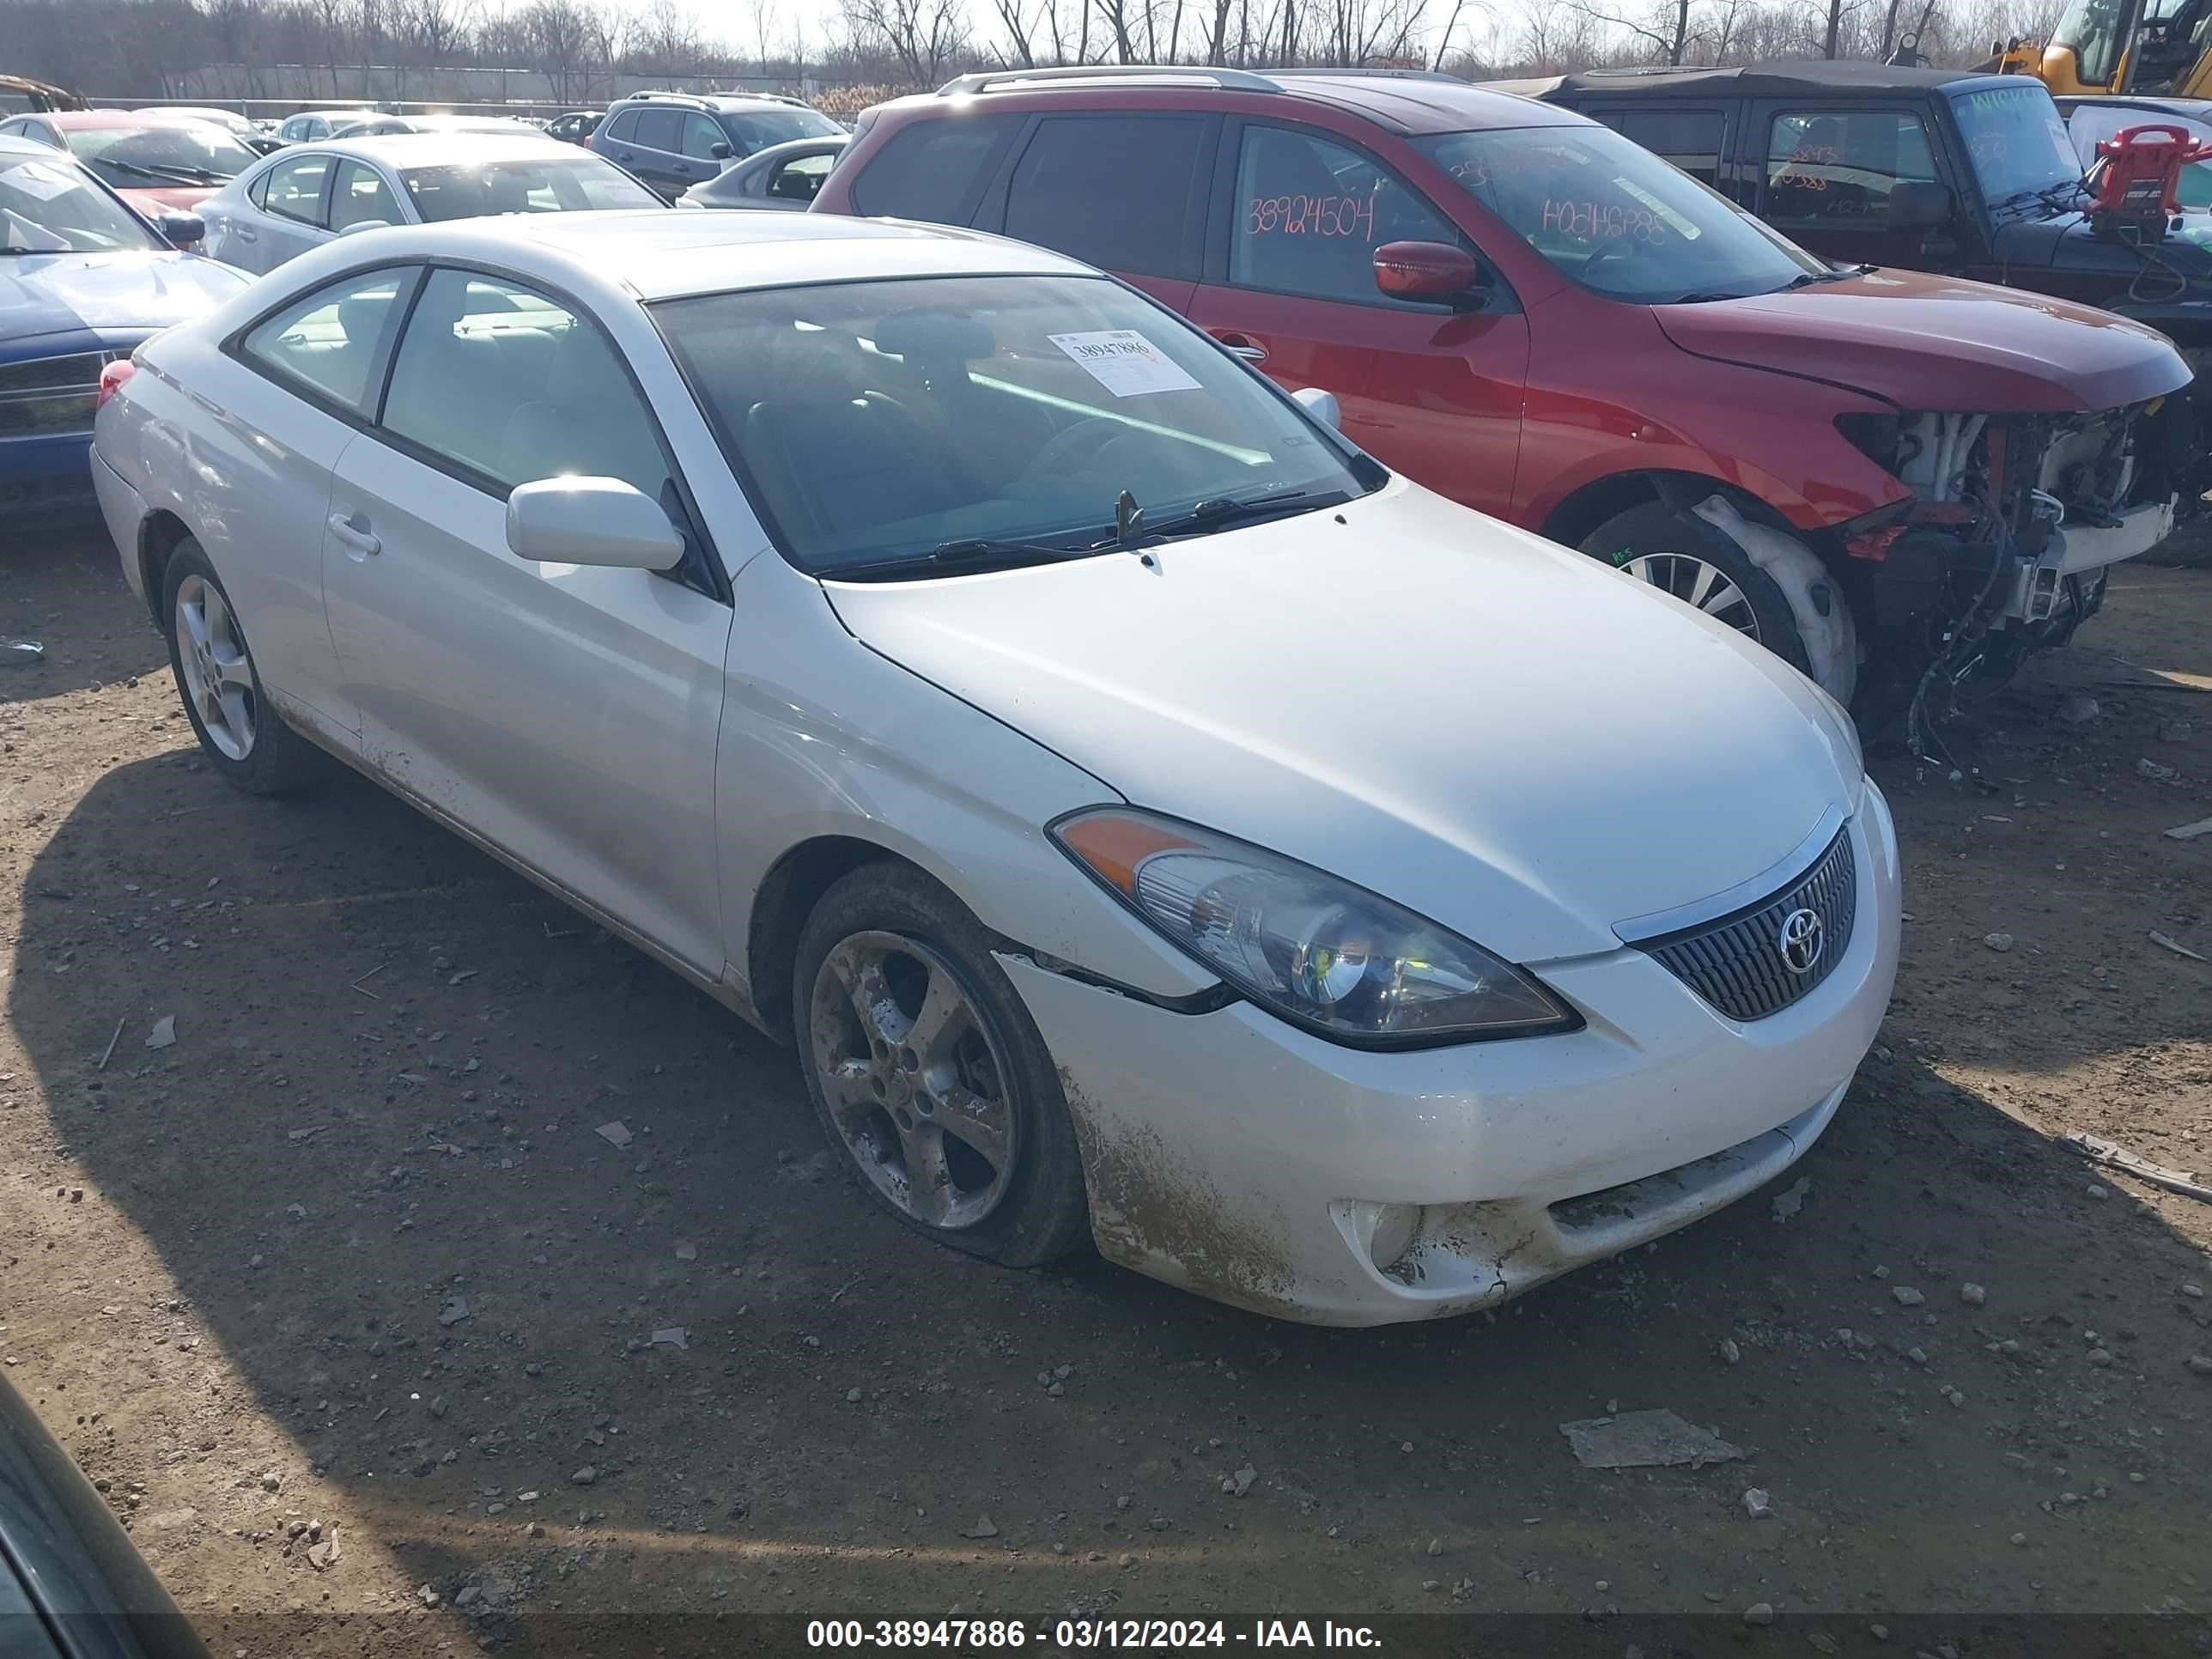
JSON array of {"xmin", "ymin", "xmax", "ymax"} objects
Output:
[
  {"xmin": 161, "ymin": 538, "xmax": 319, "ymax": 795},
  {"xmin": 793, "ymin": 863, "xmax": 1091, "ymax": 1269},
  {"xmin": 1578, "ymin": 498, "xmax": 1859, "ymax": 707}
]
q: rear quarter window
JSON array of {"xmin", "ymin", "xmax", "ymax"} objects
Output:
[{"xmin": 848, "ymin": 114, "xmax": 1020, "ymax": 223}]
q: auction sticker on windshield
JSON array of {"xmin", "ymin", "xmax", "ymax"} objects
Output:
[
  {"xmin": 2, "ymin": 161, "xmax": 77, "ymax": 202},
  {"xmin": 1048, "ymin": 330, "xmax": 1200, "ymax": 398}
]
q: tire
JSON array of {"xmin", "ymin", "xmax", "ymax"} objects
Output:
[
  {"xmin": 1579, "ymin": 501, "xmax": 1817, "ymax": 683},
  {"xmin": 793, "ymin": 862, "xmax": 1091, "ymax": 1269},
  {"xmin": 161, "ymin": 538, "xmax": 320, "ymax": 796}
]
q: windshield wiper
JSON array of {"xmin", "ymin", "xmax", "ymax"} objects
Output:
[
  {"xmin": 1144, "ymin": 488, "xmax": 1346, "ymax": 539},
  {"xmin": 93, "ymin": 158, "xmax": 215, "ymax": 187},
  {"xmin": 821, "ymin": 534, "xmax": 1109, "ymax": 581}
]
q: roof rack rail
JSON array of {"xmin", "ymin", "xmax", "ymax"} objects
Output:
[
  {"xmin": 937, "ymin": 64, "xmax": 1280, "ymax": 96},
  {"xmin": 1266, "ymin": 66, "xmax": 1464, "ymax": 82},
  {"xmin": 625, "ymin": 89, "xmax": 710, "ymax": 106}
]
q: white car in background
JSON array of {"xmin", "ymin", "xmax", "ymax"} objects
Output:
[
  {"xmin": 198, "ymin": 132, "xmax": 662, "ymax": 274},
  {"xmin": 88, "ymin": 213, "xmax": 1900, "ymax": 1326}
]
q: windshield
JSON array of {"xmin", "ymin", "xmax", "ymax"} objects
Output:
[
  {"xmin": 400, "ymin": 156, "xmax": 662, "ymax": 219},
  {"xmin": 1414, "ymin": 126, "xmax": 1825, "ymax": 304},
  {"xmin": 1954, "ymin": 84, "xmax": 2082, "ymax": 203},
  {"xmin": 720, "ymin": 106, "xmax": 844, "ymax": 153},
  {"xmin": 64, "ymin": 122, "xmax": 258, "ymax": 185},
  {"xmin": 0, "ymin": 153, "xmax": 159, "ymax": 252},
  {"xmin": 652, "ymin": 274, "xmax": 1382, "ymax": 576}
]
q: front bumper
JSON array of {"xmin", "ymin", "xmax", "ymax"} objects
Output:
[
  {"xmin": 1005, "ymin": 784, "xmax": 1902, "ymax": 1327},
  {"xmin": 0, "ymin": 432, "xmax": 96, "ymax": 520}
]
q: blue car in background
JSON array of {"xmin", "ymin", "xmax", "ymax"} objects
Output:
[{"xmin": 1, "ymin": 136, "xmax": 245, "ymax": 521}]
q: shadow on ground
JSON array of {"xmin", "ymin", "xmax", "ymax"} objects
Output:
[{"xmin": 7, "ymin": 736, "xmax": 2211, "ymax": 1649}]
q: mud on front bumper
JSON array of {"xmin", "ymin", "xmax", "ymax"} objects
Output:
[{"xmin": 1000, "ymin": 787, "xmax": 1902, "ymax": 1327}]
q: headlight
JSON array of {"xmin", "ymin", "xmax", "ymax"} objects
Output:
[{"xmin": 1052, "ymin": 808, "xmax": 1577, "ymax": 1048}]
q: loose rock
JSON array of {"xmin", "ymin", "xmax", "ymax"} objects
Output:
[
  {"xmin": 1960, "ymin": 1283, "xmax": 1987, "ymax": 1306},
  {"xmin": 1891, "ymin": 1286, "xmax": 1925, "ymax": 1307},
  {"xmin": 1984, "ymin": 933, "xmax": 2015, "ymax": 953},
  {"xmin": 1743, "ymin": 1602, "xmax": 1775, "ymax": 1627}
]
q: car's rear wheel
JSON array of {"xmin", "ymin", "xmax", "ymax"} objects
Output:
[
  {"xmin": 793, "ymin": 863, "xmax": 1091, "ymax": 1269},
  {"xmin": 161, "ymin": 539, "xmax": 319, "ymax": 795}
]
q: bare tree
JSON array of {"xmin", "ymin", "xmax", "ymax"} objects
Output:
[
  {"xmin": 842, "ymin": 0, "xmax": 970, "ymax": 87},
  {"xmin": 1573, "ymin": 0, "xmax": 1703, "ymax": 64}
]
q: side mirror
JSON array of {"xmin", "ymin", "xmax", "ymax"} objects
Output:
[
  {"xmin": 337, "ymin": 218, "xmax": 392, "ymax": 236},
  {"xmin": 157, "ymin": 210, "xmax": 204, "ymax": 248},
  {"xmin": 506, "ymin": 477, "xmax": 685, "ymax": 571},
  {"xmin": 708, "ymin": 140, "xmax": 732, "ymax": 160},
  {"xmin": 1887, "ymin": 180, "xmax": 1954, "ymax": 231},
  {"xmin": 1373, "ymin": 240, "xmax": 1485, "ymax": 304},
  {"xmin": 1291, "ymin": 386, "xmax": 1341, "ymax": 430}
]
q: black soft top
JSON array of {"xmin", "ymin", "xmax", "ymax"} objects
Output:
[{"xmin": 1540, "ymin": 59, "xmax": 2016, "ymax": 102}]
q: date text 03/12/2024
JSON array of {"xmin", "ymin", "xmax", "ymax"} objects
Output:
[{"xmin": 806, "ymin": 1620, "xmax": 1382, "ymax": 1649}]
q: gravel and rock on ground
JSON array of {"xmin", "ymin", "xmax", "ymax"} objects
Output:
[{"xmin": 1, "ymin": 526, "xmax": 2208, "ymax": 1656}]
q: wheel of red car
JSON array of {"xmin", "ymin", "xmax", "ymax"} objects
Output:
[{"xmin": 1580, "ymin": 501, "xmax": 1822, "ymax": 686}]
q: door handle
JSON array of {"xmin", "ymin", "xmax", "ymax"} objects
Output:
[
  {"xmin": 328, "ymin": 512, "xmax": 380, "ymax": 556},
  {"xmin": 236, "ymin": 226, "xmax": 257, "ymax": 241},
  {"xmin": 617, "ymin": 151, "xmax": 634, "ymax": 161},
  {"xmin": 1215, "ymin": 333, "xmax": 1267, "ymax": 364}
]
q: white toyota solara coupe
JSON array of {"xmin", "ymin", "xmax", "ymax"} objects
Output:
[{"xmin": 89, "ymin": 212, "xmax": 1900, "ymax": 1325}]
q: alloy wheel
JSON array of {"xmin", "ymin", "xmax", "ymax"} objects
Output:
[
  {"xmin": 807, "ymin": 931, "xmax": 1017, "ymax": 1231},
  {"xmin": 174, "ymin": 574, "xmax": 258, "ymax": 761},
  {"xmin": 1621, "ymin": 552, "xmax": 1762, "ymax": 641}
]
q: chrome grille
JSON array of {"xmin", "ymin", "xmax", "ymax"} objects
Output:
[
  {"xmin": 1630, "ymin": 828, "xmax": 1856, "ymax": 1022},
  {"xmin": 0, "ymin": 350, "xmax": 114, "ymax": 441}
]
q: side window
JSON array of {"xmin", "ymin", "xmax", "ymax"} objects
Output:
[
  {"xmin": 238, "ymin": 266, "xmax": 413, "ymax": 415},
  {"xmin": 1003, "ymin": 115, "xmax": 1210, "ymax": 280},
  {"xmin": 767, "ymin": 150, "xmax": 835, "ymax": 202},
  {"xmin": 329, "ymin": 160, "xmax": 400, "ymax": 232},
  {"xmin": 1617, "ymin": 109, "xmax": 1728, "ymax": 187},
  {"xmin": 381, "ymin": 269, "xmax": 673, "ymax": 502},
  {"xmin": 1229, "ymin": 125, "xmax": 1460, "ymax": 306},
  {"xmin": 246, "ymin": 165, "xmax": 270, "ymax": 209},
  {"xmin": 261, "ymin": 154, "xmax": 332, "ymax": 227},
  {"xmin": 1764, "ymin": 111, "xmax": 1937, "ymax": 228},
  {"xmin": 603, "ymin": 108, "xmax": 636, "ymax": 142},
  {"xmin": 681, "ymin": 112, "xmax": 726, "ymax": 160},
  {"xmin": 848, "ymin": 115, "xmax": 1018, "ymax": 222},
  {"xmin": 633, "ymin": 108, "xmax": 683, "ymax": 152},
  {"xmin": 304, "ymin": 118, "xmax": 328, "ymax": 140}
]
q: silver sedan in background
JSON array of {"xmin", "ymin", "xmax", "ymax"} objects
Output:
[
  {"xmin": 675, "ymin": 134, "xmax": 847, "ymax": 210},
  {"xmin": 198, "ymin": 133, "xmax": 664, "ymax": 274}
]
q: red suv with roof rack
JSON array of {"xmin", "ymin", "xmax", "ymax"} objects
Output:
[{"xmin": 813, "ymin": 64, "xmax": 2191, "ymax": 725}]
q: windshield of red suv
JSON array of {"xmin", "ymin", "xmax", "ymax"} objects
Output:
[
  {"xmin": 1951, "ymin": 84, "xmax": 2082, "ymax": 206},
  {"xmin": 64, "ymin": 122, "xmax": 258, "ymax": 186},
  {"xmin": 1415, "ymin": 127, "xmax": 1826, "ymax": 304}
]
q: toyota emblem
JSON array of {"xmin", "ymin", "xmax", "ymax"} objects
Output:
[{"xmin": 1778, "ymin": 907, "xmax": 1825, "ymax": 975}]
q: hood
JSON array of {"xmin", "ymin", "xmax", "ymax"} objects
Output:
[
  {"xmin": 115, "ymin": 182, "xmax": 221, "ymax": 215},
  {"xmin": 824, "ymin": 482, "xmax": 1862, "ymax": 966},
  {"xmin": 1654, "ymin": 265, "xmax": 2188, "ymax": 413},
  {"xmin": 0, "ymin": 250, "xmax": 246, "ymax": 349}
]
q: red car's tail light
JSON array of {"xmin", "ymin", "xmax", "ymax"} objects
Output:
[{"xmin": 96, "ymin": 358, "xmax": 137, "ymax": 412}]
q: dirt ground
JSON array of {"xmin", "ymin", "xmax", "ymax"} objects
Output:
[{"xmin": 2, "ymin": 525, "xmax": 2209, "ymax": 1656}]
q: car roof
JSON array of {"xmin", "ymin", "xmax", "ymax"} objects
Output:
[
  {"xmin": 369, "ymin": 210, "xmax": 1091, "ymax": 301},
  {"xmin": 42, "ymin": 108, "xmax": 218, "ymax": 130},
  {"xmin": 308, "ymin": 131, "xmax": 590, "ymax": 166},
  {"xmin": 1525, "ymin": 59, "xmax": 2014, "ymax": 100},
  {"xmin": 901, "ymin": 69, "xmax": 1584, "ymax": 136}
]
